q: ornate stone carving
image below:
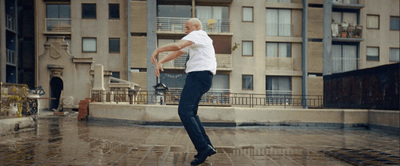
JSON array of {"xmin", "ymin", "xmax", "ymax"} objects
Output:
[{"xmin": 50, "ymin": 42, "xmax": 62, "ymax": 59}]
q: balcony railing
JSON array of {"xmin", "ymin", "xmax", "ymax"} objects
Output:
[
  {"xmin": 6, "ymin": 15, "xmax": 16, "ymax": 31},
  {"xmin": 332, "ymin": 23, "xmax": 363, "ymax": 40},
  {"xmin": 91, "ymin": 89, "xmax": 323, "ymax": 108},
  {"xmin": 157, "ymin": 17, "xmax": 230, "ymax": 33},
  {"xmin": 45, "ymin": 18, "xmax": 71, "ymax": 33},
  {"xmin": 332, "ymin": 0, "xmax": 365, "ymax": 9},
  {"xmin": 159, "ymin": 53, "xmax": 187, "ymax": 68},
  {"xmin": 160, "ymin": 53, "xmax": 232, "ymax": 70},
  {"xmin": 333, "ymin": 0, "xmax": 360, "ymax": 5},
  {"xmin": 266, "ymin": 0, "xmax": 292, "ymax": 2},
  {"xmin": 6, "ymin": 49, "xmax": 15, "ymax": 65}
]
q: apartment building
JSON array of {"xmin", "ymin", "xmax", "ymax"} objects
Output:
[
  {"xmin": 0, "ymin": 0, "xmax": 35, "ymax": 87},
  {"xmin": 33, "ymin": 0, "xmax": 130, "ymax": 110},
  {"xmin": 2, "ymin": 0, "xmax": 398, "ymax": 110}
]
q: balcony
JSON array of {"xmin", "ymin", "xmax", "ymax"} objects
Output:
[
  {"xmin": 6, "ymin": 15, "xmax": 16, "ymax": 31},
  {"xmin": 159, "ymin": 53, "xmax": 232, "ymax": 71},
  {"xmin": 332, "ymin": 0, "xmax": 365, "ymax": 9},
  {"xmin": 332, "ymin": 23, "xmax": 363, "ymax": 42},
  {"xmin": 6, "ymin": 49, "xmax": 15, "ymax": 65},
  {"xmin": 157, "ymin": 17, "xmax": 230, "ymax": 34},
  {"xmin": 45, "ymin": 18, "xmax": 71, "ymax": 34}
]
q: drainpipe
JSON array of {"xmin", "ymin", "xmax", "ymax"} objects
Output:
[
  {"xmin": 302, "ymin": 0, "xmax": 308, "ymax": 109},
  {"xmin": 127, "ymin": 0, "xmax": 131, "ymax": 81},
  {"xmin": 323, "ymin": 0, "xmax": 332, "ymax": 76},
  {"xmin": 192, "ymin": 0, "xmax": 195, "ymax": 18},
  {"xmin": 147, "ymin": 0, "xmax": 157, "ymax": 103}
]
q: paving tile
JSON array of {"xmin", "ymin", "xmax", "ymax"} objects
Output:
[{"xmin": 0, "ymin": 115, "xmax": 399, "ymax": 165}]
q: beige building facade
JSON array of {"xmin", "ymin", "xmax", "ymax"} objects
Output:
[{"xmin": 2, "ymin": 0, "xmax": 396, "ymax": 110}]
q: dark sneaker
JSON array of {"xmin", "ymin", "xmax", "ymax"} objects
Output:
[
  {"xmin": 194, "ymin": 144, "xmax": 216, "ymax": 158},
  {"xmin": 191, "ymin": 145, "xmax": 216, "ymax": 165}
]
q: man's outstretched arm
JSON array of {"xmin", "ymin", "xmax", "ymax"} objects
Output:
[
  {"xmin": 151, "ymin": 40, "xmax": 194, "ymax": 65},
  {"xmin": 151, "ymin": 40, "xmax": 194, "ymax": 77}
]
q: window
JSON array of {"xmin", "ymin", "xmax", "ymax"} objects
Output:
[
  {"xmin": 266, "ymin": 76, "xmax": 291, "ymax": 103},
  {"xmin": 82, "ymin": 4, "xmax": 96, "ymax": 19},
  {"xmin": 109, "ymin": 4, "xmax": 119, "ymax": 19},
  {"xmin": 243, "ymin": 7, "xmax": 253, "ymax": 22},
  {"xmin": 157, "ymin": 5, "xmax": 191, "ymax": 32},
  {"xmin": 109, "ymin": 38, "xmax": 120, "ymax": 53},
  {"xmin": 332, "ymin": 11, "xmax": 358, "ymax": 26},
  {"xmin": 242, "ymin": 75, "xmax": 253, "ymax": 90},
  {"xmin": 46, "ymin": 4, "xmax": 70, "ymax": 31},
  {"xmin": 82, "ymin": 38, "xmax": 96, "ymax": 52},
  {"xmin": 242, "ymin": 41, "xmax": 253, "ymax": 56},
  {"xmin": 196, "ymin": 6, "xmax": 229, "ymax": 33},
  {"xmin": 390, "ymin": 16, "xmax": 400, "ymax": 30},
  {"xmin": 266, "ymin": 9, "xmax": 291, "ymax": 36},
  {"xmin": 366, "ymin": 47, "xmax": 379, "ymax": 61},
  {"xmin": 46, "ymin": 4, "xmax": 70, "ymax": 18},
  {"xmin": 158, "ymin": 5, "xmax": 191, "ymax": 18},
  {"xmin": 390, "ymin": 48, "xmax": 400, "ymax": 62},
  {"xmin": 266, "ymin": 43, "xmax": 291, "ymax": 57},
  {"xmin": 210, "ymin": 74, "xmax": 229, "ymax": 92},
  {"xmin": 111, "ymin": 72, "xmax": 120, "ymax": 83},
  {"xmin": 332, "ymin": 44, "xmax": 358, "ymax": 73},
  {"xmin": 366, "ymin": 15, "xmax": 379, "ymax": 29}
]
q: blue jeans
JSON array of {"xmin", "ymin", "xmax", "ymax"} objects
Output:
[{"xmin": 178, "ymin": 71, "xmax": 213, "ymax": 152}]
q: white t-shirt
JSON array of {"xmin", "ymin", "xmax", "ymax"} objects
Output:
[{"xmin": 180, "ymin": 30, "xmax": 217, "ymax": 75}]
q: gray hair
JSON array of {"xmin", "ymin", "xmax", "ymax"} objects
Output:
[{"xmin": 187, "ymin": 18, "xmax": 203, "ymax": 30}]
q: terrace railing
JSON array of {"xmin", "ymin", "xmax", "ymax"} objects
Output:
[
  {"xmin": 45, "ymin": 18, "xmax": 71, "ymax": 33},
  {"xmin": 91, "ymin": 90, "xmax": 323, "ymax": 108}
]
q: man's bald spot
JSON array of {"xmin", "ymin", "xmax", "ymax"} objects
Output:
[{"xmin": 187, "ymin": 18, "xmax": 202, "ymax": 30}]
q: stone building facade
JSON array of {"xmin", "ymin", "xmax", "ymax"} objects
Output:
[{"xmin": 1, "ymin": 0, "xmax": 398, "ymax": 111}]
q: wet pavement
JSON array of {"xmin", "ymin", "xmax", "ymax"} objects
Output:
[{"xmin": 0, "ymin": 112, "xmax": 399, "ymax": 166}]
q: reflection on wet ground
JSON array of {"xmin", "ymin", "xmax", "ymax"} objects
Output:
[{"xmin": 0, "ymin": 115, "xmax": 399, "ymax": 165}]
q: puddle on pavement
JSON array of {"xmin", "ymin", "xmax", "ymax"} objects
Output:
[
  {"xmin": 322, "ymin": 148, "xmax": 400, "ymax": 165},
  {"xmin": 0, "ymin": 116, "xmax": 399, "ymax": 165}
]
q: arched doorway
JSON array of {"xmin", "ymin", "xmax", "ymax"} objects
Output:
[{"xmin": 50, "ymin": 77, "xmax": 63, "ymax": 111}]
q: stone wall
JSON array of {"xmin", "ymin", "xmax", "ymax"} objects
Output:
[{"xmin": 88, "ymin": 103, "xmax": 399, "ymax": 133}]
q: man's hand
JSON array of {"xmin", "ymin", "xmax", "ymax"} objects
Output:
[
  {"xmin": 155, "ymin": 61, "xmax": 164, "ymax": 77},
  {"xmin": 151, "ymin": 49, "xmax": 159, "ymax": 65}
]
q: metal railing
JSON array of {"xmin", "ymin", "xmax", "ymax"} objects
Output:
[
  {"xmin": 157, "ymin": 17, "xmax": 230, "ymax": 33},
  {"xmin": 91, "ymin": 89, "xmax": 323, "ymax": 108},
  {"xmin": 45, "ymin": 18, "xmax": 71, "ymax": 32},
  {"xmin": 332, "ymin": 0, "xmax": 360, "ymax": 5},
  {"xmin": 266, "ymin": 0, "xmax": 292, "ymax": 3}
]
